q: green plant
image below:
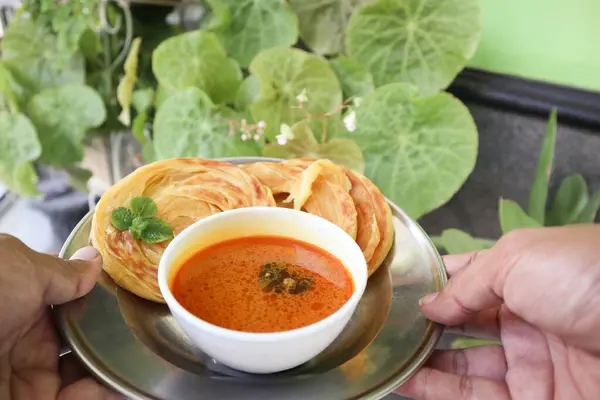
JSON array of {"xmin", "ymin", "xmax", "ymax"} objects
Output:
[
  {"xmin": 432, "ymin": 109, "xmax": 600, "ymax": 348},
  {"xmin": 435, "ymin": 109, "xmax": 600, "ymax": 255},
  {"xmin": 0, "ymin": 1, "xmax": 178, "ymax": 196},
  {"xmin": 140, "ymin": 0, "xmax": 482, "ymax": 220},
  {"xmin": 0, "ymin": 0, "xmax": 483, "ymax": 224}
]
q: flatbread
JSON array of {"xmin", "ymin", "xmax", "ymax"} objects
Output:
[{"xmin": 91, "ymin": 158, "xmax": 276, "ymax": 303}]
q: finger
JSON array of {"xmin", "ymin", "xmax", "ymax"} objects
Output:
[
  {"xmin": 35, "ymin": 246, "xmax": 103, "ymax": 305},
  {"xmin": 58, "ymin": 378, "xmax": 124, "ymax": 400},
  {"xmin": 426, "ymin": 346, "xmax": 507, "ymax": 380},
  {"xmin": 442, "ymin": 250, "xmax": 487, "ymax": 277},
  {"xmin": 60, "ymin": 353, "xmax": 90, "ymax": 388},
  {"xmin": 394, "ymin": 368, "xmax": 510, "ymax": 400},
  {"xmin": 445, "ymin": 308, "xmax": 501, "ymax": 340},
  {"xmin": 420, "ymin": 247, "xmax": 506, "ymax": 326}
]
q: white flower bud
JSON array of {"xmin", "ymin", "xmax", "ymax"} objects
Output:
[
  {"xmin": 279, "ymin": 123, "xmax": 294, "ymax": 140},
  {"xmin": 343, "ymin": 111, "xmax": 357, "ymax": 132},
  {"xmin": 276, "ymin": 134, "xmax": 288, "ymax": 145},
  {"xmin": 296, "ymin": 89, "xmax": 308, "ymax": 104}
]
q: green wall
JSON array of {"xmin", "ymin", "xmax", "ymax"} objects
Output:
[{"xmin": 468, "ymin": 0, "xmax": 600, "ymax": 92}]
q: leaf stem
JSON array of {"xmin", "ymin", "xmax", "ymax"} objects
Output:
[
  {"xmin": 321, "ymin": 116, "xmax": 328, "ymax": 143},
  {"xmin": 102, "ymin": 31, "xmax": 113, "ymax": 101}
]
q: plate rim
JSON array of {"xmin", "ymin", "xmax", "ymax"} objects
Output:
[{"xmin": 55, "ymin": 156, "xmax": 447, "ymax": 400}]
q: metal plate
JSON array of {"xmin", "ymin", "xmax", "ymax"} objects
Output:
[{"xmin": 55, "ymin": 157, "xmax": 447, "ymax": 400}]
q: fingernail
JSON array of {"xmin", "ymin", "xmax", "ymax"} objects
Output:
[
  {"xmin": 70, "ymin": 246, "xmax": 100, "ymax": 261},
  {"xmin": 419, "ymin": 292, "xmax": 439, "ymax": 306}
]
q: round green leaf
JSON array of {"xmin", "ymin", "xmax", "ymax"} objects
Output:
[
  {"xmin": 27, "ymin": 84, "xmax": 106, "ymax": 167},
  {"xmin": 249, "ymin": 47, "xmax": 342, "ymax": 140},
  {"xmin": 1, "ymin": 18, "xmax": 85, "ymax": 92},
  {"xmin": 329, "ymin": 56, "xmax": 375, "ymax": 99},
  {"xmin": 155, "ymin": 84, "xmax": 176, "ymax": 110},
  {"xmin": 206, "ymin": 0, "xmax": 299, "ymax": 67},
  {"xmin": 152, "ymin": 31, "xmax": 242, "ymax": 104},
  {"xmin": 141, "ymin": 217, "xmax": 174, "ymax": 244},
  {"xmin": 289, "ymin": 0, "xmax": 372, "ymax": 55},
  {"xmin": 347, "ymin": 0, "xmax": 481, "ymax": 95},
  {"xmin": 131, "ymin": 216, "xmax": 150, "ymax": 241},
  {"xmin": 234, "ymin": 75, "xmax": 261, "ymax": 112},
  {"xmin": 351, "ymin": 83, "xmax": 478, "ymax": 219},
  {"xmin": 262, "ymin": 122, "xmax": 364, "ymax": 173},
  {"xmin": 0, "ymin": 111, "xmax": 41, "ymax": 196},
  {"xmin": 131, "ymin": 196, "xmax": 157, "ymax": 218},
  {"xmin": 111, "ymin": 207, "xmax": 134, "ymax": 231},
  {"xmin": 153, "ymin": 88, "xmax": 261, "ymax": 160}
]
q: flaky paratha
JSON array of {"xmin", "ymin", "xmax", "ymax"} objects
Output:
[{"xmin": 91, "ymin": 158, "xmax": 276, "ymax": 303}]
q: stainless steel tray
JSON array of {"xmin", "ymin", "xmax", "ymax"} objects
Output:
[{"xmin": 55, "ymin": 157, "xmax": 447, "ymax": 400}]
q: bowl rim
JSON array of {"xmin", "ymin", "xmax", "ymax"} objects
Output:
[{"xmin": 157, "ymin": 206, "xmax": 368, "ymax": 343}]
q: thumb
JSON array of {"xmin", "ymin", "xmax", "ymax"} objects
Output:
[
  {"xmin": 420, "ymin": 247, "xmax": 505, "ymax": 326},
  {"xmin": 38, "ymin": 246, "xmax": 103, "ymax": 305}
]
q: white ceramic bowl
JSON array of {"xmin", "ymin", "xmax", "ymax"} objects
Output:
[{"xmin": 158, "ymin": 207, "xmax": 368, "ymax": 374}]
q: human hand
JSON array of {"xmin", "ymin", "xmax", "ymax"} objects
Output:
[
  {"xmin": 0, "ymin": 235, "xmax": 122, "ymax": 399},
  {"xmin": 395, "ymin": 224, "xmax": 600, "ymax": 400}
]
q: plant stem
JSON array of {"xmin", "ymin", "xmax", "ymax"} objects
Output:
[
  {"xmin": 102, "ymin": 31, "xmax": 113, "ymax": 100},
  {"xmin": 321, "ymin": 116, "xmax": 328, "ymax": 143}
]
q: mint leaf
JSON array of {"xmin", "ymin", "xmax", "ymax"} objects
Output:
[
  {"xmin": 152, "ymin": 31, "xmax": 242, "ymax": 104},
  {"xmin": 528, "ymin": 109, "xmax": 557, "ymax": 224},
  {"xmin": 262, "ymin": 122, "xmax": 365, "ymax": 173},
  {"xmin": 130, "ymin": 216, "xmax": 150, "ymax": 241},
  {"xmin": 27, "ymin": 84, "xmax": 106, "ymax": 166},
  {"xmin": 289, "ymin": 0, "xmax": 371, "ymax": 55},
  {"xmin": 249, "ymin": 47, "xmax": 342, "ymax": 140},
  {"xmin": 130, "ymin": 196, "xmax": 157, "ymax": 218},
  {"xmin": 0, "ymin": 111, "xmax": 41, "ymax": 196},
  {"xmin": 206, "ymin": 0, "xmax": 299, "ymax": 67},
  {"xmin": 350, "ymin": 83, "xmax": 478, "ymax": 219},
  {"xmin": 111, "ymin": 207, "xmax": 134, "ymax": 231},
  {"xmin": 141, "ymin": 218, "xmax": 174, "ymax": 244},
  {"xmin": 499, "ymin": 199, "xmax": 542, "ymax": 235},
  {"xmin": 346, "ymin": 0, "xmax": 481, "ymax": 95},
  {"xmin": 153, "ymin": 87, "xmax": 261, "ymax": 159},
  {"xmin": 117, "ymin": 37, "xmax": 142, "ymax": 126},
  {"xmin": 329, "ymin": 56, "xmax": 375, "ymax": 99}
]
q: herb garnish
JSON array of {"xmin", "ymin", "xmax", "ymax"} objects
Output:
[
  {"xmin": 110, "ymin": 196, "xmax": 173, "ymax": 243},
  {"xmin": 258, "ymin": 262, "xmax": 314, "ymax": 295}
]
